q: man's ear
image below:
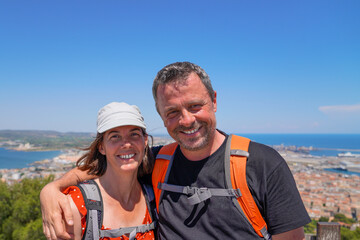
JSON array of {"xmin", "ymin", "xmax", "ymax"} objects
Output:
[{"xmin": 213, "ymin": 91, "xmax": 217, "ymax": 112}]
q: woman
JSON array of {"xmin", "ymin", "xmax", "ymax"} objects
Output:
[{"xmin": 62, "ymin": 102, "xmax": 156, "ymax": 240}]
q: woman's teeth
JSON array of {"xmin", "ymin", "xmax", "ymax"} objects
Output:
[{"xmin": 119, "ymin": 153, "xmax": 135, "ymax": 159}]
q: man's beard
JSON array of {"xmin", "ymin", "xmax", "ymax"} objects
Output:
[{"xmin": 172, "ymin": 121, "xmax": 214, "ymax": 152}]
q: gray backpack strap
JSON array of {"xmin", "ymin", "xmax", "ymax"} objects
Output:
[
  {"xmin": 99, "ymin": 222, "xmax": 156, "ymax": 239},
  {"xmin": 156, "ymin": 154, "xmax": 173, "ymax": 160},
  {"xmin": 158, "ymin": 182, "xmax": 241, "ymax": 205},
  {"xmin": 141, "ymin": 182, "xmax": 158, "ymax": 223},
  {"xmin": 77, "ymin": 180, "xmax": 103, "ymax": 240}
]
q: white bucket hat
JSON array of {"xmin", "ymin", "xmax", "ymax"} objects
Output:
[{"xmin": 97, "ymin": 102, "xmax": 146, "ymax": 133}]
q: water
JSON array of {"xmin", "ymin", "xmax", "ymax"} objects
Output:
[
  {"xmin": 0, "ymin": 148, "xmax": 62, "ymax": 169},
  {"xmin": 1, "ymin": 134, "xmax": 360, "ymax": 170},
  {"xmin": 237, "ymin": 134, "xmax": 360, "ymax": 157},
  {"xmin": 324, "ymin": 168, "xmax": 360, "ymax": 177}
]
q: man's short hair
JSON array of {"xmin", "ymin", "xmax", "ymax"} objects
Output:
[{"xmin": 152, "ymin": 62, "xmax": 215, "ymax": 109}]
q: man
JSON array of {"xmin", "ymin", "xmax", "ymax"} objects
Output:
[{"xmin": 41, "ymin": 62, "xmax": 310, "ymax": 239}]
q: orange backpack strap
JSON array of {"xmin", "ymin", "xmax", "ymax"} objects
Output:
[
  {"xmin": 225, "ymin": 134, "xmax": 270, "ymax": 239},
  {"xmin": 152, "ymin": 142, "xmax": 178, "ymax": 212}
]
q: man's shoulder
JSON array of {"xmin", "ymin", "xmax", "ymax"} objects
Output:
[
  {"xmin": 229, "ymin": 134, "xmax": 280, "ymax": 157},
  {"xmin": 248, "ymin": 140, "xmax": 279, "ymax": 156},
  {"xmin": 151, "ymin": 145, "xmax": 163, "ymax": 157},
  {"xmin": 246, "ymin": 139, "xmax": 287, "ymax": 172}
]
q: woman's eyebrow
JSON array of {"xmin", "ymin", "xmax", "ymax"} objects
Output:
[
  {"xmin": 130, "ymin": 127, "xmax": 142, "ymax": 132},
  {"xmin": 108, "ymin": 130, "xmax": 119, "ymax": 134}
]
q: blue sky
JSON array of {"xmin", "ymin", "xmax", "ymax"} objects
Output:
[{"xmin": 0, "ymin": 1, "xmax": 359, "ymax": 134}]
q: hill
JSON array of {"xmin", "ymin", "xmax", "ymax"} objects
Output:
[{"xmin": 0, "ymin": 130, "xmax": 95, "ymax": 150}]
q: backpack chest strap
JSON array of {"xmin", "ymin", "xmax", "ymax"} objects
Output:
[
  {"xmin": 158, "ymin": 182, "xmax": 242, "ymax": 205},
  {"xmin": 99, "ymin": 222, "xmax": 156, "ymax": 240}
]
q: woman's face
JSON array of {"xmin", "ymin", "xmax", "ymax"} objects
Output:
[{"xmin": 99, "ymin": 125, "xmax": 147, "ymax": 173}]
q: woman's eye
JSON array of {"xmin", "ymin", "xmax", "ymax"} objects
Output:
[
  {"xmin": 110, "ymin": 135, "xmax": 120, "ymax": 140},
  {"xmin": 131, "ymin": 132, "xmax": 140, "ymax": 138}
]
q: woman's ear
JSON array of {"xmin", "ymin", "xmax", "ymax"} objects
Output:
[
  {"xmin": 144, "ymin": 134, "xmax": 148, "ymax": 147},
  {"xmin": 98, "ymin": 143, "xmax": 105, "ymax": 155}
]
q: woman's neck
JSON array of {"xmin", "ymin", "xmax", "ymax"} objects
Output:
[
  {"xmin": 97, "ymin": 169, "xmax": 141, "ymax": 206},
  {"xmin": 95, "ymin": 169, "xmax": 147, "ymax": 229}
]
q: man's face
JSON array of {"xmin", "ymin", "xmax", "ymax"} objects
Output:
[{"xmin": 156, "ymin": 72, "xmax": 217, "ymax": 152}]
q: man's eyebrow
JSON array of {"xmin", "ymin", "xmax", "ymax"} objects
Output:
[
  {"xmin": 164, "ymin": 106, "xmax": 177, "ymax": 112},
  {"xmin": 188, "ymin": 100, "xmax": 205, "ymax": 105}
]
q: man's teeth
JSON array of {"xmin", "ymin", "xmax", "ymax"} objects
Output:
[
  {"xmin": 183, "ymin": 128, "xmax": 199, "ymax": 134},
  {"xmin": 119, "ymin": 154, "xmax": 135, "ymax": 159}
]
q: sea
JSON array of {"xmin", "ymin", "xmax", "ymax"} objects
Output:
[
  {"xmin": 0, "ymin": 134, "xmax": 359, "ymax": 170},
  {"xmin": 0, "ymin": 148, "xmax": 62, "ymax": 169},
  {"xmin": 237, "ymin": 133, "xmax": 360, "ymax": 157},
  {"xmin": 238, "ymin": 133, "xmax": 360, "ymax": 177}
]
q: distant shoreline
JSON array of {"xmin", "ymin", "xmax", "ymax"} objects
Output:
[
  {"xmin": 1, "ymin": 133, "xmax": 360, "ymax": 170},
  {"xmin": 3, "ymin": 147, "xmax": 68, "ymax": 152}
]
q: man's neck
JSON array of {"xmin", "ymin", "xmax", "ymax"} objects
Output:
[{"xmin": 181, "ymin": 130, "xmax": 226, "ymax": 161}]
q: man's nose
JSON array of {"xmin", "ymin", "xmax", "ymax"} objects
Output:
[{"xmin": 179, "ymin": 110, "xmax": 195, "ymax": 127}]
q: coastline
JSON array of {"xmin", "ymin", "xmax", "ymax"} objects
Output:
[
  {"xmin": 1, "ymin": 143, "xmax": 360, "ymax": 172},
  {"xmin": 1, "ymin": 136, "xmax": 359, "ymax": 221},
  {"xmin": 1, "ymin": 145, "xmax": 360, "ymax": 220},
  {"xmin": 1, "ymin": 143, "xmax": 68, "ymax": 152}
]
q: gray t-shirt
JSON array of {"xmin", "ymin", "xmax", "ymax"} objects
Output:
[{"xmin": 156, "ymin": 135, "xmax": 310, "ymax": 239}]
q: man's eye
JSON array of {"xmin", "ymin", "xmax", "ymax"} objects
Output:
[
  {"xmin": 190, "ymin": 104, "xmax": 202, "ymax": 111},
  {"xmin": 166, "ymin": 111, "xmax": 178, "ymax": 118}
]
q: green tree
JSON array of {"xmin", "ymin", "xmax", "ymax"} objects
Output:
[
  {"xmin": 0, "ymin": 176, "xmax": 54, "ymax": 240},
  {"xmin": 333, "ymin": 213, "xmax": 356, "ymax": 224},
  {"xmin": 0, "ymin": 181, "xmax": 11, "ymax": 227},
  {"xmin": 304, "ymin": 219, "xmax": 317, "ymax": 234},
  {"xmin": 341, "ymin": 226, "xmax": 360, "ymax": 240},
  {"xmin": 12, "ymin": 218, "xmax": 45, "ymax": 240},
  {"xmin": 319, "ymin": 216, "xmax": 329, "ymax": 222}
]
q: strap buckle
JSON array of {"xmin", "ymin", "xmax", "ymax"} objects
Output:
[
  {"xmin": 230, "ymin": 189, "xmax": 242, "ymax": 198},
  {"xmin": 184, "ymin": 186, "xmax": 196, "ymax": 195},
  {"xmin": 187, "ymin": 187, "xmax": 212, "ymax": 205}
]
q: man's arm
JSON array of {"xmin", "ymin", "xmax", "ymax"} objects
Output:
[
  {"xmin": 272, "ymin": 226, "xmax": 305, "ymax": 240},
  {"xmin": 65, "ymin": 195, "xmax": 83, "ymax": 240},
  {"xmin": 40, "ymin": 167, "xmax": 95, "ymax": 240}
]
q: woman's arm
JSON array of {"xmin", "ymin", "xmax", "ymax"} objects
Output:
[{"xmin": 40, "ymin": 167, "xmax": 95, "ymax": 240}]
